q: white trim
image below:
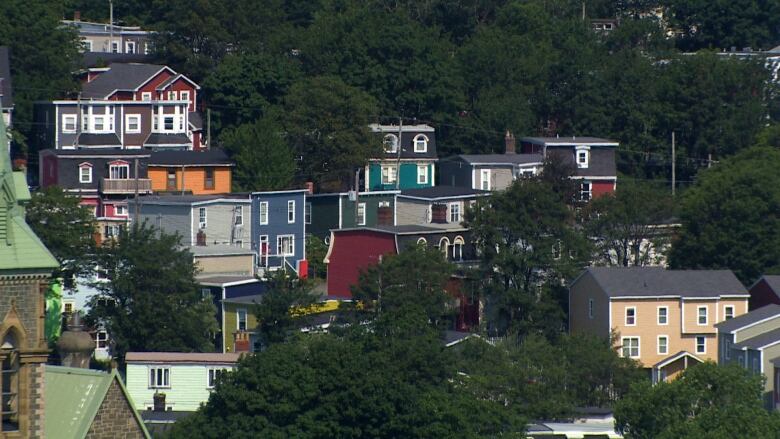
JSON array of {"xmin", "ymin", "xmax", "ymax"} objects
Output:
[
  {"xmin": 724, "ymin": 305, "xmax": 735, "ymax": 320},
  {"xmin": 62, "ymin": 114, "xmax": 77, "ymax": 133},
  {"xmin": 657, "ymin": 306, "xmax": 669, "ymax": 326},
  {"xmin": 198, "ymin": 278, "xmax": 259, "ymax": 287},
  {"xmin": 277, "ymin": 234, "xmax": 295, "ymax": 257},
  {"xmin": 480, "ymin": 169, "xmax": 491, "ymax": 191},
  {"xmin": 695, "ymin": 335, "xmax": 707, "ymax": 354},
  {"xmin": 357, "ymin": 202, "xmax": 366, "ymax": 226},
  {"xmin": 625, "ymin": 306, "xmax": 636, "ymax": 326},
  {"xmin": 413, "ymin": 134, "xmax": 428, "ymax": 153},
  {"xmin": 236, "ymin": 308, "xmax": 248, "ymax": 331},
  {"xmin": 657, "ymin": 335, "xmax": 669, "ymax": 355},
  {"xmin": 79, "ymin": 163, "xmax": 93, "ymax": 183},
  {"xmin": 621, "ymin": 336, "xmax": 640, "ymax": 359},
  {"xmin": 125, "ymin": 113, "xmax": 141, "ymax": 133},
  {"xmin": 287, "ymin": 200, "xmax": 296, "ymax": 224},
  {"xmin": 697, "ymin": 305, "xmax": 708, "ymax": 325},
  {"xmin": 568, "ymin": 176, "xmax": 618, "ymax": 181},
  {"xmin": 396, "ymin": 193, "xmax": 490, "ymax": 202},
  {"xmin": 416, "ymin": 164, "xmax": 429, "ymax": 185},
  {"xmin": 198, "ymin": 206, "xmax": 207, "ymax": 229},
  {"xmin": 258, "ymin": 202, "xmax": 269, "ymax": 225}
]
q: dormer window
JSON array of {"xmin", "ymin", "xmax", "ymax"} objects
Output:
[
  {"xmin": 575, "ymin": 146, "xmax": 590, "ymax": 169},
  {"xmin": 78, "ymin": 162, "xmax": 93, "ymax": 183},
  {"xmin": 413, "ymin": 134, "xmax": 428, "ymax": 153},
  {"xmin": 383, "ymin": 134, "xmax": 398, "ymax": 153}
]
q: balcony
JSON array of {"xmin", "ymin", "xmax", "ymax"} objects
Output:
[{"xmin": 100, "ymin": 178, "xmax": 152, "ymax": 194}]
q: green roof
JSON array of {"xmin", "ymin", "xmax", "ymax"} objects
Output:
[
  {"xmin": 0, "ymin": 112, "xmax": 58, "ymax": 273},
  {"xmin": 44, "ymin": 365, "xmax": 150, "ymax": 439}
]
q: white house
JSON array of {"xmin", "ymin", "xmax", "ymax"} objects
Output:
[{"xmin": 125, "ymin": 352, "xmax": 241, "ymax": 412}]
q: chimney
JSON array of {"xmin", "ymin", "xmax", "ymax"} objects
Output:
[
  {"xmin": 504, "ymin": 130, "xmax": 516, "ymax": 154},
  {"xmin": 74, "ymin": 11, "xmax": 81, "ymax": 21},
  {"xmin": 234, "ymin": 331, "xmax": 251, "ymax": 352},
  {"xmin": 377, "ymin": 205, "xmax": 393, "ymax": 225},
  {"xmin": 196, "ymin": 230, "xmax": 207, "ymax": 246},
  {"xmin": 153, "ymin": 392, "xmax": 166, "ymax": 412},
  {"xmin": 304, "ymin": 181, "xmax": 314, "ymax": 194},
  {"xmin": 56, "ymin": 313, "xmax": 95, "ymax": 369},
  {"xmin": 431, "ymin": 204, "xmax": 447, "ymax": 223}
]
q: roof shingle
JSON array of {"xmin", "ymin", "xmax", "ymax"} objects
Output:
[{"xmin": 583, "ymin": 267, "xmax": 748, "ymax": 298}]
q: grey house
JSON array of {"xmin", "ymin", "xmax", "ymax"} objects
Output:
[
  {"xmin": 438, "ymin": 154, "xmax": 543, "ymax": 191},
  {"xmin": 135, "ymin": 194, "xmax": 252, "ymax": 248},
  {"xmin": 395, "ymin": 186, "xmax": 490, "ymax": 229}
]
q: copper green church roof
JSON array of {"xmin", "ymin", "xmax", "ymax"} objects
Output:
[{"xmin": 0, "ymin": 113, "xmax": 58, "ymax": 273}]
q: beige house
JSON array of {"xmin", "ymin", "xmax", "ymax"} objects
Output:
[{"xmin": 570, "ymin": 267, "xmax": 749, "ymax": 382}]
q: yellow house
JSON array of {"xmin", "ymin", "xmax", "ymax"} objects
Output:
[{"xmin": 570, "ymin": 267, "xmax": 749, "ymax": 382}]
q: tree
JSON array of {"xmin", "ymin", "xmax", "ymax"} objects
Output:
[
  {"xmin": 86, "ymin": 223, "xmax": 217, "ymax": 359},
  {"xmin": 282, "ymin": 76, "xmax": 379, "ymax": 190},
  {"xmin": 305, "ymin": 234, "xmax": 328, "ymax": 280},
  {"xmin": 253, "ymin": 270, "xmax": 321, "ymax": 349},
  {"xmin": 583, "ymin": 181, "xmax": 675, "ymax": 266},
  {"xmin": 218, "ymin": 117, "xmax": 296, "ymax": 192},
  {"xmin": 669, "ymin": 146, "xmax": 780, "ymax": 284},
  {"xmin": 465, "ymin": 179, "xmax": 591, "ymax": 337},
  {"xmin": 615, "ymin": 362, "xmax": 780, "ymax": 439},
  {"xmin": 25, "ymin": 186, "xmax": 96, "ymax": 287}
]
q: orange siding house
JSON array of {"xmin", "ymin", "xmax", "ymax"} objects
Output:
[
  {"xmin": 148, "ymin": 149, "xmax": 233, "ymax": 195},
  {"xmin": 570, "ymin": 267, "xmax": 749, "ymax": 383}
]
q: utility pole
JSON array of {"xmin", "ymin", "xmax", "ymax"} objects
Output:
[
  {"xmin": 671, "ymin": 131, "xmax": 676, "ymax": 196},
  {"xmin": 394, "ymin": 117, "xmax": 403, "ymax": 190},
  {"xmin": 354, "ymin": 168, "xmax": 361, "ymax": 226},
  {"xmin": 109, "ymin": 0, "xmax": 114, "ymax": 50},
  {"xmin": 75, "ymin": 92, "xmax": 82, "ymax": 148},
  {"xmin": 708, "ymin": 153, "xmax": 712, "ymax": 169},
  {"xmin": 206, "ymin": 108, "xmax": 211, "ymax": 150},
  {"xmin": 133, "ymin": 158, "xmax": 140, "ymax": 222}
]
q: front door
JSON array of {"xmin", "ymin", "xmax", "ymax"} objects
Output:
[{"xmin": 259, "ymin": 235, "xmax": 268, "ymax": 267}]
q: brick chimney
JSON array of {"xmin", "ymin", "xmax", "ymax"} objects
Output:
[
  {"xmin": 153, "ymin": 392, "xmax": 166, "ymax": 412},
  {"xmin": 74, "ymin": 11, "xmax": 81, "ymax": 21},
  {"xmin": 196, "ymin": 230, "xmax": 207, "ymax": 246},
  {"xmin": 377, "ymin": 205, "xmax": 393, "ymax": 225},
  {"xmin": 505, "ymin": 130, "xmax": 516, "ymax": 154},
  {"xmin": 304, "ymin": 181, "xmax": 314, "ymax": 194},
  {"xmin": 431, "ymin": 204, "xmax": 447, "ymax": 224},
  {"xmin": 234, "ymin": 331, "xmax": 251, "ymax": 352}
]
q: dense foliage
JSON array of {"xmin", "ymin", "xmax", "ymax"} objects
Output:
[
  {"xmin": 86, "ymin": 223, "xmax": 217, "ymax": 359},
  {"xmin": 252, "ymin": 271, "xmax": 321, "ymax": 349},
  {"xmin": 615, "ymin": 362, "xmax": 780, "ymax": 439}
]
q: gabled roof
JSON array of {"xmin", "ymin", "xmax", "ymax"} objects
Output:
[
  {"xmin": 652, "ymin": 350, "xmax": 703, "ymax": 369},
  {"xmin": 0, "ymin": 113, "xmax": 59, "ymax": 273},
  {"xmin": 581, "ymin": 267, "xmax": 748, "ymax": 299},
  {"xmin": 520, "ymin": 136, "xmax": 619, "ymax": 146},
  {"xmin": 452, "ymin": 153, "xmax": 543, "ymax": 166},
  {"xmin": 398, "ymin": 186, "xmax": 490, "ymax": 200},
  {"xmin": 189, "ymin": 111, "xmax": 203, "ymax": 130},
  {"xmin": 443, "ymin": 330, "xmax": 480, "ymax": 347},
  {"xmin": 125, "ymin": 352, "xmax": 241, "ymax": 364},
  {"xmin": 733, "ymin": 327, "xmax": 780, "ymax": 350},
  {"xmin": 81, "ymin": 63, "xmax": 172, "ymax": 99},
  {"xmin": 45, "ymin": 365, "xmax": 150, "ymax": 439},
  {"xmin": 148, "ymin": 149, "xmax": 233, "ymax": 166},
  {"xmin": 714, "ymin": 304, "xmax": 780, "ymax": 333},
  {"xmin": 0, "ymin": 46, "xmax": 13, "ymax": 109},
  {"xmin": 155, "ymin": 73, "xmax": 200, "ymax": 91},
  {"xmin": 754, "ymin": 275, "xmax": 780, "ymax": 294}
]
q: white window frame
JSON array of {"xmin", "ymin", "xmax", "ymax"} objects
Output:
[
  {"xmin": 657, "ymin": 306, "xmax": 668, "ymax": 325},
  {"xmin": 357, "ymin": 202, "xmax": 366, "ymax": 226},
  {"xmin": 115, "ymin": 205, "xmax": 128, "ymax": 216},
  {"xmin": 163, "ymin": 115, "xmax": 175, "ymax": 131},
  {"xmin": 621, "ymin": 336, "xmax": 640, "ymax": 359},
  {"xmin": 198, "ymin": 207, "xmax": 207, "ymax": 229},
  {"xmin": 277, "ymin": 234, "xmax": 295, "ymax": 257},
  {"xmin": 258, "ymin": 235, "xmax": 269, "ymax": 267},
  {"xmin": 697, "ymin": 306, "xmax": 708, "ymax": 325},
  {"xmin": 79, "ymin": 163, "xmax": 92, "ymax": 183},
  {"xmin": 588, "ymin": 299, "xmax": 594, "ymax": 319},
  {"xmin": 452, "ymin": 236, "xmax": 464, "ymax": 261},
  {"xmin": 287, "ymin": 200, "xmax": 295, "ymax": 224},
  {"xmin": 109, "ymin": 163, "xmax": 129, "ymax": 180},
  {"xmin": 724, "ymin": 305, "xmax": 735, "ymax": 320},
  {"xmin": 413, "ymin": 134, "xmax": 428, "ymax": 153},
  {"xmin": 416, "ymin": 237, "xmax": 427, "ymax": 245},
  {"xmin": 480, "ymin": 169, "xmax": 491, "ymax": 190},
  {"xmin": 449, "ymin": 202, "xmax": 461, "ymax": 223},
  {"xmin": 417, "ymin": 165, "xmax": 428, "ymax": 184},
  {"xmin": 625, "ymin": 307, "xmax": 636, "ymax": 326},
  {"xmin": 111, "ymin": 41, "xmax": 120, "ymax": 53},
  {"xmin": 149, "ymin": 367, "xmax": 170, "ymax": 389},
  {"xmin": 141, "ymin": 92, "xmax": 152, "ymax": 101},
  {"xmin": 234, "ymin": 206, "xmax": 243, "ymax": 226},
  {"xmin": 180, "ymin": 90, "xmax": 190, "ymax": 104},
  {"xmin": 657, "ymin": 335, "xmax": 668, "ymax": 355},
  {"xmin": 125, "ymin": 114, "xmax": 141, "ymax": 134},
  {"xmin": 259, "ymin": 202, "xmax": 268, "ymax": 225},
  {"xmin": 82, "ymin": 39, "xmax": 93, "ymax": 52},
  {"xmin": 381, "ymin": 165, "xmax": 397, "ymax": 185},
  {"xmin": 168, "ymin": 91, "xmax": 177, "ymax": 100},
  {"xmin": 207, "ymin": 367, "xmax": 226, "ymax": 389},
  {"xmin": 237, "ymin": 308, "xmax": 247, "ymax": 331},
  {"xmin": 695, "ymin": 336, "xmax": 706, "ymax": 354},
  {"xmin": 575, "ymin": 146, "xmax": 590, "ymax": 169},
  {"xmin": 305, "ymin": 202, "xmax": 312, "ymax": 225},
  {"xmin": 62, "ymin": 114, "xmax": 77, "ymax": 133},
  {"xmin": 95, "ymin": 330, "xmax": 109, "ymax": 350},
  {"xmin": 125, "ymin": 40, "xmax": 136, "ymax": 54},
  {"xmin": 579, "ymin": 181, "xmax": 592, "ymax": 201}
]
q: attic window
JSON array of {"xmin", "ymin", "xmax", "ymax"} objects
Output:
[
  {"xmin": 79, "ymin": 162, "xmax": 93, "ymax": 183},
  {"xmin": 413, "ymin": 134, "xmax": 428, "ymax": 153},
  {"xmin": 575, "ymin": 146, "xmax": 590, "ymax": 169},
  {"xmin": 383, "ymin": 134, "xmax": 398, "ymax": 153}
]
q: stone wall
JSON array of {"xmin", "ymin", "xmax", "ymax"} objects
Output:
[
  {"xmin": 0, "ymin": 277, "xmax": 44, "ymax": 349},
  {"xmin": 85, "ymin": 379, "xmax": 146, "ymax": 439}
]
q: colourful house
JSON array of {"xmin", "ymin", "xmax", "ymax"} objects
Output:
[
  {"xmin": 251, "ymin": 190, "xmax": 308, "ymax": 277},
  {"xmin": 307, "ymin": 190, "xmax": 398, "ymax": 239},
  {"xmin": 147, "ymin": 150, "xmax": 233, "ymax": 195},
  {"xmin": 365, "ymin": 124, "xmax": 437, "ymax": 191}
]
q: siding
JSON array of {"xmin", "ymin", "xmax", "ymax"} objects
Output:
[
  {"xmin": 308, "ymin": 196, "xmax": 341, "ymax": 239},
  {"xmin": 569, "ymin": 272, "xmax": 611, "ymax": 337},
  {"xmin": 438, "ymin": 159, "xmax": 471, "ymax": 188},
  {"xmin": 223, "ymin": 302, "xmax": 260, "ymax": 353},
  {"xmin": 148, "ymin": 167, "xmax": 232, "ymax": 194},
  {"xmin": 326, "ymin": 230, "xmax": 397, "ymax": 298},
  {"xmin": 137, "ymin": 204, "xmax": 191, "ymax": 243},
  {"xmin": 749, "ymin": 278, "xmax": 780, "ymax": 310},
  {"xmin": 591, "ymin": 180, "xmax": 615, "ymax": 198},
  {"xmin": 126, "ymin": 362, "xmax": 234, "ymax": 412},
  {"xmin": 395, "ymin": 199, "xmax": 430, "ymax": 225},
  {"xmin": 191, "ymin": 202, "xmax": 251, "ymax": 246},
  {"xmin": 250, "ymin": 192, "xmax": 307, "ymax": 272},
  {"xmin": 367, "ymin": 162, "xmax": 434, "ymax": 191},
  {"xmin": 195, "ymin": 255, "xmax": 254, "ymax": 276},
  {"xmin": 736, "ymin": 314, "xmax": 780, "ymax": 343}
]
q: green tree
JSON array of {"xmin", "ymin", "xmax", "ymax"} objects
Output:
[
  {"xmin": 282, "ymin": 76, "xmax": 379, "ymax": 190},
  {"xmin": 669, "ymin": 146, "xmax": 780, "ymax": 284},
  {"xmin": 218, "ymin": 117, "xmax": 296, "ymax": 192},
  {"xmin": 615, "ymin": 362, "xmax": 780, "ymax": 439},
  {"xmin": 86, "ymin": 223, "xmax": 217, "ymax": 359},
  {"xmin": 25, "ymin": 186, "xmax": 96, "ymax": 287},
  {"xmin": 465, "ymin": 179, "xmax": 591, "ymax": 337},
  {"xmin": 253, "ymin": 270, "xmax": 320, "ymax": 349},
  {"xmin": 583, "ymin": 181, "xmax": 675, "ymax": 266},
  {"xmin": 305, "ymin": 234, "xmax": 328, "ymax": 280}
]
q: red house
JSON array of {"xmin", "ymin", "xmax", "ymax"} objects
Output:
[
  {"xmin": 749, "ymin": 275, "xmax": 780, "ymax": 310},
  {"xmin": 324, "ymin": 225, "xmax": 479, "ymax": 330}
]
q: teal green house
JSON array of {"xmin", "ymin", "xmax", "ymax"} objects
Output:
[
  {"xmin": 366, "ymin": 124, "xmax": 438, "ymax": 191},
  {"xmin": 307, "ymin": 190, "xmax": 398, "ymax": 239}
]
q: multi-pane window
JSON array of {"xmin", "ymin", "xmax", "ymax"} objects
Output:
[
  {"xmin": 381, "ymin": 166, "xmax": 397, "ymax": 184},
  {"xmin": 417, "ymin": 165, "xmax": 428, "ymax": 184},
  {"xmin": 149, "ymin": 367, "xmax": 170, "ymax": 388},
  {"xmin": 258, "ymin": 235, "xmax": 269, "ymax": 266},
  {"xmin": 576, "ymin": 147, "xmax": 589, "ymax": 168},
  {"xmin": 658, "ymin": 307, "xmax": 668, "ymax": 325},
  {"xmin": 126, "ymin": 114, "xmax": 141, "ymax": 133},
  {"xmin": 62, "ymin": 114, "xmax": 77, "ymax": 133},
  {"xmin": 109, "ymin": 163, "xmax": 129, "ymax": 179},
  {"xmin": 199, "ymin": 207, "xmax": 207, "ymax": 228},
  {"xmin": 622, "ymin": 337, "xmax": 639, "ymax": 358},
  {"xmin": 126, "ymin": 41, "xmax": 136, "ymax": 54},
  {"xmin": 234, "ymin": 206, "xmax": 243, "ymax": 226},
  {"xmin": 413, "ymin": 134, "xmax": 428, "ymax": 152},
  {"xmin": 111, "ymin": 41, "xmax": 119, "ymax": 53},
  {"xmin": 207, "ymin": 368, "xmax": 226, "ymax": 389},
  {"xmin": 180, "ymin": 91, "xmax": 190, "ymax": 105},
  {"xmin": 277, "ymin": 235, "xmax": 295, "ymax": 256},
  {"xmin": 79, "ymin": 164, "xmax": 92, "ymax": 183},
  {"xmin": 259, "ymin": 202, "xmax": 269, "ymax": 225},
  {"xmin": 579, "ymin": 182, "xmax": 592, "ymax": 201},
  {"xmin": 657, "ymin": 336, "xmax": 668, "ymax": 355},
  {"xmin": 697, "ymin": 306, "xmax": 708, "ymax": 325},
  {"xmin": 204, "ymin": 168, "xmax": 215, "ymax": 189},
  {"xmin": 449, "ymin": 203, "xmax": 460, "ymax": 223},
  {"xmin": 552, "ymin": 241, "xmax": 562, "ymax": 260},
  {"xmin": 96, "ymin": 331, "xmax": 108, "ymax": 349},
  {"xmin": 357, "ymin": 203, "xmax": 366, "ymax": 225},
  {"xmin": 2, "ymin": 333, "xmax": 19, "ymax": 431},
  {"xmin": 142, "ymin": 92, "xmax": 152, "ymax": 101},
  {"xmin": 237, "ymin": 309, "xmax": 247, "ymax": 331},
  {"xmin": 164, "ymin": 116, "xmax": 174, "ymax": 131},
  {"xmin": 724, "ymin": 305, "xmax": 735, "ymax": 320},
  {"xmin": 480, "ymin": 170, "xmax": 491, "ymax": 190},
  {"xmin": 696, "ymin": 336, "xmax": 706, "ymax": 354},
  {"xmin": 452, "ymin": 237, "xmax": 464, "ymax": 261},
  {"xmin": 115, "ymin": 205, "xmax": 128, "ymax": 216},
  {"xmin": 305, "ymin": 202, "xmax": 312, "ymax": 224},
  {"xmin": 287, "ymin": 200, "xmax": 295, "ymax": 223},
  {"xmin": 625, "ymin": 307, "xmax": 636, "ymax": 325}
]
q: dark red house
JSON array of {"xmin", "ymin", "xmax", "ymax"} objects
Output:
[
  {"xmin": 324, "ymin": 225, "xmax": 479, "ymax": 330},
  {"xmin": 749, "ymin": 275, "xmax": 780, "ymax": 310}
]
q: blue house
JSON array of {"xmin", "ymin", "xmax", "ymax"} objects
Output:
[
  {"xmin": 365, "ymin": 124, "xmax": 437, "ymax": 191},
  {"xmin": 250, "ymin": 190, "xmax": 308, "ymax": 277}
]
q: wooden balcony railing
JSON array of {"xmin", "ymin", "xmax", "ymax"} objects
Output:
[{"xmin": 100, "ymin": 178, "xmax": 152, "ymax": 194}]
